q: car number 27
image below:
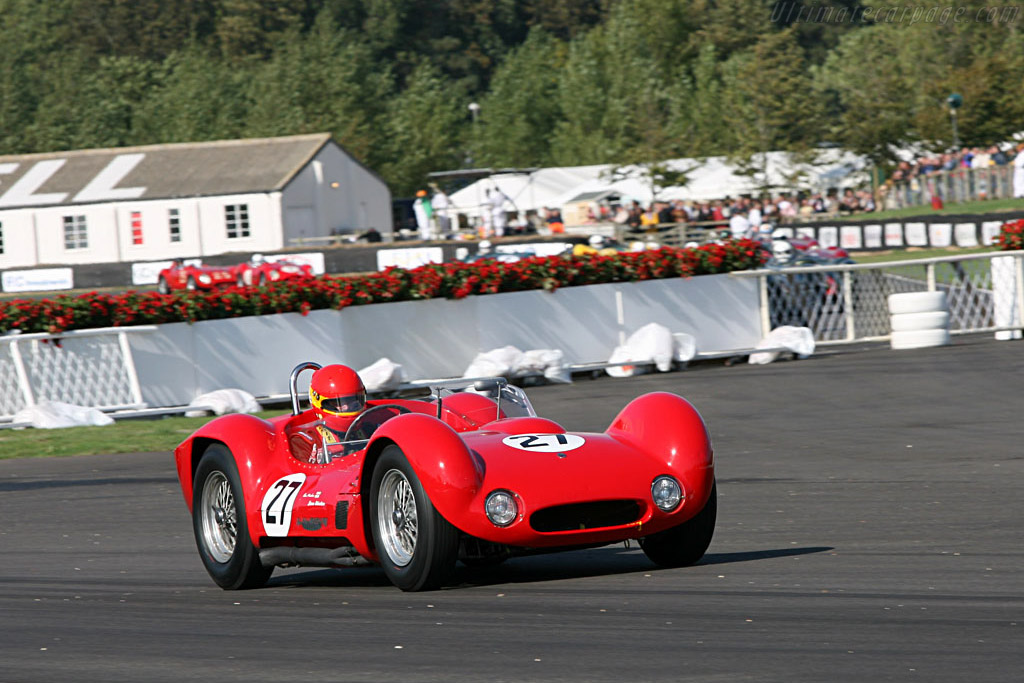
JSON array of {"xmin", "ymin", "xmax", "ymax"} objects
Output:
[
  {"xmin": 502, "ymin": 433, "xmax": 585, "ymax": 453},
  {"xmin": 261, "ymin": 474, "xmax": 306, "ymax": 536}
]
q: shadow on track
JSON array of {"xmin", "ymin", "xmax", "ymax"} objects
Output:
[{"xmin": 260, "ymin": 545, "xmax": 833, "ymax": 591}]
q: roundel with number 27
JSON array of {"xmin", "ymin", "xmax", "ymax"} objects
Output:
[{"xmin": 501, "ymin": 433, "xmax": 585, "ymax": 453}]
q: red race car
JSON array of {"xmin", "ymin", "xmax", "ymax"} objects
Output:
[
  {"xmin": 173, "ymin": 364, "xmax": 717, "ymax": 591},
  {"xmin": 234, "ymin": 254, "xmax": 314, "ymax": 287},
  {"xmin": 157, "ymin": 260, "xmax": 237, "ymax": 293}
]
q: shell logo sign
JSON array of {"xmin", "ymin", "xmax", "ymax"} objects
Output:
[{"xmin": 0, "ymin": 154, "xmax": 147, "ymax": 207}]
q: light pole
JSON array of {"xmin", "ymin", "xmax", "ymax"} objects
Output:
[
  {"xmin": 467, "ymin": 102, "xmax": 481, "ymax": 169},
  {"xmin": 947, "ymin": 93, "xmax": 962, "ymax": 149}
]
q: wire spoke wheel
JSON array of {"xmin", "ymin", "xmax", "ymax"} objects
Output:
[
  {"xmin": 376, "ymin": 469, "xmax": 418, "ymax": 566},
  {"xmin": 200, "ymin": 471, "xmax": 237, "ymax": 563}
]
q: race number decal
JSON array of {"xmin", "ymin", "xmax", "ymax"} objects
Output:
[
  {"xmin": 261, "ymin": 474, "xmax": 306, "ymax": 537},
  {"xmin": 502, "ymin": 433, "xmax": 585, "ymax": 453}
]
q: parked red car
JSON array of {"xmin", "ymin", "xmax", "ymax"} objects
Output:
[{"xmin": 174, "ymin": 366, "xmax": 717, "ymax": 592}]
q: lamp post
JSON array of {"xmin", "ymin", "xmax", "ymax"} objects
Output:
[
  {"xmin": 467, "ymin": 102, "xmax": 481, "ymax": 168},
  {"xmin": 947, "ymin": 93, "xmax": 963, "ymax": 149}
]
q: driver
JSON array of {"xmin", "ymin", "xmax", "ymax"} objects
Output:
[{"xmin": 309, "ymin": 364, "xmax": 367, "ymax": 448}]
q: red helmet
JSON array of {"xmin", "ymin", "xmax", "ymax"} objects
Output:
[{"xmin": 309, "ymin": 364, "xmax": 366, "ymax": 434}]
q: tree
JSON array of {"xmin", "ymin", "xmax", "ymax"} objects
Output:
[
  {"xmin": 378, "ymin": 62, "xmax": 466, "ymax": 195},
  {"xmin": 720, "ymin": 28, "xmax": 824, "ymax": 193},
  {"xmin": 473, "ymin": 28, "xmax": 567, "ymax": 167}
]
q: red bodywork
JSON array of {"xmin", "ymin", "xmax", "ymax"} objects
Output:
[
  {"xmin": 174, "ymin": 391, "xmax": 715, "ymax": 564},
  {"xmin": 234, "ymin": 260, "xmax": 314, "ymax": 287},
  {"xmin": 157, "ymin": 263, "xmax": 237, "ymax": 292}
]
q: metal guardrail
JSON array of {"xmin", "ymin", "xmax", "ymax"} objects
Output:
[{"xmin": 733, "ymin": 250, "xmax": 1024, "ymax": 344}]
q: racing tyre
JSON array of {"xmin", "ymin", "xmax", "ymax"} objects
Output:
[
  {"xmin": 640, "ymin": 482, "xmax": 717, "ymax": 568},
  {"xmin": 186, "ymin": 276, "xmax": 198, "ymax": 291},
  {"xmin": 370, "ymin": 445, "xmax": 458, "ymax": 591},
  {"xmin": 257, "ymin": 273, "xmax": 267, "ymax": 287},
  {"xmin": 887, "ymin": 291, "xmax": 947, "ymax": 315},
  {"xmin": 157, "ymin": 276, "xmax": 170, "ymax": 294},
  {"xmin": 192, "ymin": 444, "xmax": 272, "ymax": 590}
]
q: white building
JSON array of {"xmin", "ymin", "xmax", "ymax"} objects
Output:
[{"xmin": 0, "ymin": 133, "xmax": 391, "ymax": 271}]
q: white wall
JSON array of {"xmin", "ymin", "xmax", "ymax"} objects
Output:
[
  {"xmin": 129, "ymin": 274, "xmax": 761, "ymax": 407},
  {"xmin": 0, "ymin": 210, "xmax": 36, "ymax": 269}
]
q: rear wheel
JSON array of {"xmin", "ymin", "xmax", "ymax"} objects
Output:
[
  {"xmin": 369, "ymin": 446, "xmax": 458, "ymax": 591},
  {"xmin": 640, "ymin": 482, "xmax": 717, "ymax": 568},
  {"xmin": 157, "ymin": 276, "xmax": 170, "ymax": 294},
  {"xmin": 192, "ymin": 444, "xmax": 272, "ymax": 589}
]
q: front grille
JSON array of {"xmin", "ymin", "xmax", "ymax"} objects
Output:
[{"xmin": 530, "ymin": 500, "xmax": 641, "ymax": 533}]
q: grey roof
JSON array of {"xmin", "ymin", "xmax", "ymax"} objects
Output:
[{"xmin": 0, "ymin": 133, "xmax": 345, "ymax": 208}]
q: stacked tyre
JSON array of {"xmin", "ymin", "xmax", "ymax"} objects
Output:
[{"xmin": 888, "ymin": 291, "xmax": 950, "ymax": 350}]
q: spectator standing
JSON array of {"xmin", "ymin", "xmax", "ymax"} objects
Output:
[
  {"xmin": 486, "ymin": 187, "xmax": 513, "ymax": 237},
  {"xmin": 728, "ymin": 207, "xmax": 750, "ymax": 239},
  {"xmin": 1013, "ymin": 143, "xmax": 1024, "ymax": 198},
  {"xmin": 413, "ymin": 189, "xmax": 433, "ymax": 240},
  {"xmin": 430, "ymin": 185, "xmax": 452, "ymax": 236}
]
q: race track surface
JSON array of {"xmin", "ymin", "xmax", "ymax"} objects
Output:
[{"xmin": 1, "ymin": 336, "xmax": 1022, "ymax": 682}]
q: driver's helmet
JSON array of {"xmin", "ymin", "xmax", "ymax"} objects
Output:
[
  {"xmin": 771, "ymin": 240, "xmax": 794, "ymax": 263},
  {"xmin": 588, "ymin": 234, "xmax": 606, "ymax": 248},
  {"xmin": 309, "ymin": 364, "xmax": 366, "ymax": 437},
  {"xmin": 478, "ymin": 240, "xmax": 493, "ymax": 255},
  {"xmin": 251, "ymin": 253, "xmax": 265, "ymax": 265}
]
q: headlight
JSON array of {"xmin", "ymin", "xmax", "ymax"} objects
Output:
[
  {"xmin": 485, "ymin": 490, "xmax": 518, "ymax": 527},
  {"xmin": 652, "ymin": 476, "xmax": 683, "ymax": 512},
  {"xmin": 198, "ymin": 274, "xmax": 212, "ymax": 284}
]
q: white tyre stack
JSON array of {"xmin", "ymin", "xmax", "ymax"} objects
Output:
[{"xmin": 888, "ymin": 291, "xmax": 950, "ymax": 350}]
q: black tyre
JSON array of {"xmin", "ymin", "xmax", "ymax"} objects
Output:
[
  {"xmin": 369, "ymin": 445, "xmax": 458, "ymax": 591},
  {"xmin": 640, "ymin": 482, "xmax": 717, "ymax": 568},
  {"xmin": 157, "ymin": 276, "xmax": 170, "ymax": 294},
  {"xmin": 186, "ymin": 275, "xmax": 198, "ymax": 291},
  {"xmin": 192, "ymin": 444, "xmax": 272, "ymax": 589},
  {"xmin": 257, "ymin": 273, "xmax": 267, "ymax": 287}
]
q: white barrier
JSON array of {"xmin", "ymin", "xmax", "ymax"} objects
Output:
[{"xmin": 128, "ymin": 274, "xmax": 762, "ymax": 407}]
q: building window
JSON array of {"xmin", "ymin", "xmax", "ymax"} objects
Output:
[
  {"xmin": 169, "ymin": 208, "xmax": 181, "ymax": 243},
  {"xmin": 131, "ymin": 211, "xmax": 143, "ymax": 245},
  {"xmin": 0, "ymin": 221, "xmax": 4, "ymax": 255},
  {"xmin": 63, "ymin": 215, "xmax": 88, "ymax": 250},
  {"xmin": 225, "ymin": 204, "xmax": 250, "ymax": 238}
]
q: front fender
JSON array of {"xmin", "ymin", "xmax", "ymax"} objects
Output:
[
  {"xmin": 173, "ymin": 413, "xmax": 278, "ymax": 513},
  {"xmin": 606, "ymin": 392, "xmax": 715, "ymax": 510},
  {"xmin": 368, "ymin": 413, "xmax": 483, "ymax": 527}
]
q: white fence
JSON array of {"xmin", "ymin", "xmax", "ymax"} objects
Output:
[
  {"xmin": 733, "ymin": 250, "xmax": 1024, "ymax": 344},
  {"xmin": 0, "ymin": 327, "xmax": 153, "ymax": 420}
]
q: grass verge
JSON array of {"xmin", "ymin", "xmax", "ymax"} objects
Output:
[{"xmin": 0, "ymin": 410, "xmax": 281, "ymax": 459}]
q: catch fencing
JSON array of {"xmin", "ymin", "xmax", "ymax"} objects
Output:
[
  {"xmin": 733, "ymin": 250, "xmax": 1024, "ymax": 344},
  {"xmin": 0, "ymin": 327, "xmax": 154, "ymax": 421},
  {"xmin": 887, "ymin": 166, "xmax": 1016, "ymax": 210}
]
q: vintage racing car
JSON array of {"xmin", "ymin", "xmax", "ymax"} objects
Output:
[
  {"xmin": 173, "ymin": 364, "xmax": 717, "ymax": 591},
  {"xmin": 234, "ymin": 255, "xmax": 314, "ymax": 287},
  {"xmin": 157, "ymin": 260, "xmax": 237, "ymax": 293}
]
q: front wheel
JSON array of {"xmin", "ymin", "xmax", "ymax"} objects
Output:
[
  {"xmin": 369, "ymin": 445, "xmax": 458, "ymax": 591},
  {"xmin": 640, "ymin": 482, "xmax": 716, "ymax": 568},
  {"xmin": 157, "ymin": 276, "xmax": 170, "ymax": 294},
  {"xmin": 186, "ymin": 276, "xmax": 198, "ymax": 291},
  {"xmin": 192, "ymin": 444, "xmax": 272, "ymax": 589}
]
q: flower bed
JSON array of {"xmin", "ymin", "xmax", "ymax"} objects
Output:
[
  {"xmin": 997, "ymin": 218, "xmax": 1024, "ymax": 251},
  {"xmin": 0, "ymin": 240, "xmax": 768, "ymax": 334}
]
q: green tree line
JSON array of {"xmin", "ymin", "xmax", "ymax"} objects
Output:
[{"xmin": 0, "ymin": 0, "xmax": 1021, "ymax": 196}]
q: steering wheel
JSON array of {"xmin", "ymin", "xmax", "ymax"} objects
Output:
[{"xmin": 343, "ymin": 404, "xmax": 412, "ymax": 443}]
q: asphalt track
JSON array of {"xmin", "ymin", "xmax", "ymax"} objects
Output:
[{"xmin": 1, "ymin": 336, "xmax": 1022, "ymax": 682}]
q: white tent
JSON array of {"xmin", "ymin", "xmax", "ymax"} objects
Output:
[{"xmin": 445, "ymin": 149, "xmax": 870, "ymax": 220}]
